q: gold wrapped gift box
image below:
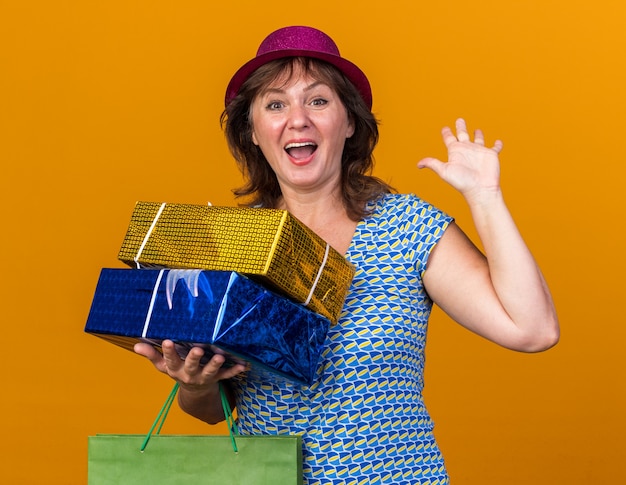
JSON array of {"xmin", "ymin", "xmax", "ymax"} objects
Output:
[{"xmin": 118, "ymin": 202, "xmax": 355, "ymax": 324}]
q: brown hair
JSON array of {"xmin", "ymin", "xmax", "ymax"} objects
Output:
[{"xmin": 220, "ymin": 57, "xmax": 393, "ymax": 220}]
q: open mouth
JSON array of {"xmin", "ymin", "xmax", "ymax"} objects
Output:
[{"xmin": 285, "ymin": 141, "xmax": 318, "ymax": 160}]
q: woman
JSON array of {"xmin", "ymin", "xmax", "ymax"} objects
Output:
[{"xmin": 135, "ymin": 26, "xmax": 559, "ymax": 484}]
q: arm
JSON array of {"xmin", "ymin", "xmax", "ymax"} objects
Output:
[
  {"xmin": 419, "ymin": 119, "xmax": 559, "ymax": 352},
  {"xmin": 134, "ymin": 340, "xmax": 247, "ymax": 424}
]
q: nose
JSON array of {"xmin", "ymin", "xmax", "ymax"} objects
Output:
[{"xmin": 287, "ymin": 104, "xmax": 310, "ymax": 130}]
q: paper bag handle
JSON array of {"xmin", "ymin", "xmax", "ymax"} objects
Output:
[
  {"xmin": 140, "ymin": 382, "xmax": 179, "ymax": 452},
  {"xmin": 219, "ymin": 381, "xmax": 239, "ymax": 453},
  {"xmin": 140, "ymin": 381, "xmax": 239, "ymax": 453}
]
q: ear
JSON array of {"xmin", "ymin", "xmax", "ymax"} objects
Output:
[
  {"xmin": 346, "ymin": 117, "xmax": 355, "ymax": 139},
  {"xmin": 251, "ymin": 129, "xmax": 258, "ymax": 146}
]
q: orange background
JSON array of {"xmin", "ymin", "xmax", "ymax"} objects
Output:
[{"xmin": 1, "ymin": 1, "xmax": 624, "ymax": 483}]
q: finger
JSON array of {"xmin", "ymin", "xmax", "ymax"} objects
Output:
[
  {"xmin": 160, "ymin": 339, "xmax": 185, "ymax": 371},
  {"xmin": 134, "ymin": 342, "xmax": 168, "ymax": 373},
  {"xmin": 493, "ymin": 139, "xmax": 504, "ymax": 153},
  {"xmin": 134, "ymin": 342, "xmax": 158, "ymax": 359},
  {"xmin": 440, "ymin": 126, "xmax": 457, "ymax": 147},
  {"xmin": 202, "ymin": 354, "xmax": 248, "ymax": 381},
  {"xmin": 417, "ymin": 157, "xmax": 445, "ymax": 176},
  {"xmin": 201, "ymin": 353, "xmax": 226, "ymax": 375},
  {"xmin": 182, "ymin": 346, "xmax": 207, "ymax": 375},
  {"xmin": 455, "ymin": 118, "xmax": 470, "ymax": 142},
  {"xmin": 474, "ymin": 129, "xmax": 485, "ymax": 146},
  {"xmin": 219, "ymin": 363, "xmax": 249, "ymax": 380}
]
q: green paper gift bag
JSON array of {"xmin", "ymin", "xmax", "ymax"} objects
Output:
[
  {"xmin": 88, "ymin": 384, "xmax": 303, "ymax": 484},
  {"xmin": 87, "ymin": 434, "xmax": 303, "ymax": 484}
]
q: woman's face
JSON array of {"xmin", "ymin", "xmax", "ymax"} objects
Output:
[{"xmin": 249, "ymin": 67, "xmax": 354, "ymax": 198}]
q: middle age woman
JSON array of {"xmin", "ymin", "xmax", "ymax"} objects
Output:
[{"xmin": 135, "ymin": 25, "xmax": 559, "ymax": 484}]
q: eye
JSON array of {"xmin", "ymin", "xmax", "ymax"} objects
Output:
[
  {"xmin": 310, "ymin": 98, "xmax": 328, "ymax": 107},
  {"xmin": 266, "ymin": 101, "xmax": 284, "ymax": 110}
]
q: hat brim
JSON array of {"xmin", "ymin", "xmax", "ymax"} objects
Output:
[{"xmin": 225, "ymin": 48, "xmax": 372, "ymax": 109}]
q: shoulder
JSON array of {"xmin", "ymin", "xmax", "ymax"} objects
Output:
[
  {"xmin": 367, "ymin": 193, "xmax": 453, "ymax": 229},
  {"xmin": 359, "ymin": 194, "xmax": 454, "ymax": 270}
]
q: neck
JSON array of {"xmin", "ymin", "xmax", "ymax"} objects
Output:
[
  {"xmin": 277, "ymin": 191, "xmax": 358, "ymax": 256},
  {"xmin": 278, "ymin": 187, "xmax": 342, "ymax": 221}
]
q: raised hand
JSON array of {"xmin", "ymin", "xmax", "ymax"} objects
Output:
[{"xmin": 418, "ymin": 118, "xmax": 504, "ymax": 203}]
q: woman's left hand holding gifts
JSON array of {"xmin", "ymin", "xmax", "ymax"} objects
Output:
[{"xmin": 134, "ymin": 340, "xmax": 247, "ymax": 424}]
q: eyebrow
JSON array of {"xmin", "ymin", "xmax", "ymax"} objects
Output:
[{"xmin": 262, "ymin": 81, "xmax": 327, "ymax": 95}]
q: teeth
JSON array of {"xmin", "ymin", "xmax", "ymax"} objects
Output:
[{"xmin": 285, "ymin": 142, "xmax": 316, "ymax": 149}]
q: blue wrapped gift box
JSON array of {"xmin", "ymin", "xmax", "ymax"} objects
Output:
[{"xmin": 84, "ymin": 268, "xmax": 331, "ymax": 385}]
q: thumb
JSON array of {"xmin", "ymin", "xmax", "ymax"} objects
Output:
[
  {"xmin": 417, "ymin": 157, "xmax": 445, "ymax": 175},
  {"xmin": 134, "ymin": 342, "xmax": 168, "ymax": 372}
]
